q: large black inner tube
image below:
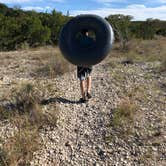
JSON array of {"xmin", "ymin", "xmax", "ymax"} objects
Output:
[{"xmin": 59, "ymin": 14, "xmax": 114, "ymax": 66}]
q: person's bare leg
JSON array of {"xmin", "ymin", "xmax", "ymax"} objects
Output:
[
  {"xmin": 80, "ymin": 80, "xmax": 86, "ymax": 99},
  {"xmin": 87, "ymin": 76, "xmax": 92, "ymax": 94}
]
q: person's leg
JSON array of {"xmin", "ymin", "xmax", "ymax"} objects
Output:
[
  {"xmin": 87, "ymin": 76, "xmax": 92, "ymax": 98},
  {"xmin": 80, "ymin": 79, "xmax": 86, "ymax": 99}
]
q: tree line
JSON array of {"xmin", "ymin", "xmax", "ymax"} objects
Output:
[
  {"xmin": 0, "ymin": 3, "xmax": 70, "ymax": 51},
  {"xmin": 106, "ymin": 15, "xmax": 166, "ymax": 50},
  {"xmin": 0, "ymin": 3, "xmax": 166, "ymax": 51}
]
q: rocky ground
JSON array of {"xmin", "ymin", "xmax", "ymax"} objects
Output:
[{"xmin": 0, "ymin": 49, "xmax": 166, "ymax": 166}]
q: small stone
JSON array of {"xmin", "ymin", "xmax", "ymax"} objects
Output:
[
  {"xmin": 65, "ymin": 141, "xmax": 70, "ymax": 147},
  {"xmin": 152, "ymin": 147, "xmax": 157, "ymax": 151}
]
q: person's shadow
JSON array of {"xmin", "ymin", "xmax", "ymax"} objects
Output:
[{"xmin": 41, "ymin": 97, "xmax": 80, "ymax": 105}]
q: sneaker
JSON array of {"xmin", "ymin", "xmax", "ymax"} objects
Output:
[
  {"xmin": 87, "ymin": 92, "xmax": 92, "ymax": 99},
  {"xmin": 79, "ymin": 98, "xmax": 88, "ymax": 103}
]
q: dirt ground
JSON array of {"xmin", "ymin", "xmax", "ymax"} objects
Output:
[{"xmin": 0, "ymin": 39, "xmax": 166, "ymax": 165}]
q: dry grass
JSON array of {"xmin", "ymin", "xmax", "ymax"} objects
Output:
[
  {"xmin": 107, "ymin": 98, "xmax": 137, "ymax": 142},
  {"xmin": 112, "ymin": 36, "xmax": 166, "ymax": 63},
  {"xmin": 125, "ymin": 85, "xmax": 148, "ymax": 103},
  {"xmin": 158, "ymin": 58, "xmax": 166, "ymax": 72},
  {"xmin": 112, "ymin": 98, "xmax": 136, "ymax": 128},
  {"xmin": 5, "ymin": 82, "xmax": 58, "ymax": 127},
  {"xmin": 2, "ymin": 121, "xmax": 39, "ymax": 166},
  {"xmin": 0, "ymin": 82, "xmax": 59, "ymax": 165},
  {"xmin": 0, "ymin": 46, "xmax": 71, "ymax": 165},
  {"xmin": 0, "ymin": 147, "xmax": 9, "ymax": 166},
  {"xmin": 0, "ymin": 46, "xmax": 74, "ymax": 79},
  {"xmin": 30, "ymin": 47, "xmax": 74, "ymax": 78}
]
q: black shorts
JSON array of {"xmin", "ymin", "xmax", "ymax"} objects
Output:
[{"xmin": 77, "ymin": 66, "xmax": 92, "ymax": 81}]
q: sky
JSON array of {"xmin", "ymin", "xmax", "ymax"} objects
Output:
[{"xmin": 0, "ymin": 0, "xmax": 166, "ymax": 20}]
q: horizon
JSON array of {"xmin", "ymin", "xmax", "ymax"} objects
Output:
[{"xmin": 0, "ymin": 0, "xmax": 166, "ymax": 21}]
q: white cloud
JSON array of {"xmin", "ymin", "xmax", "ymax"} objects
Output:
[
  {"xmin": 95, "ymin": 0, "xmax": 124, "ymax": 2},
  {"xmin": 127, "ymin": 4, "xmax": 146, "ymax": 9},
  {"xmin": 71, "ymin": 5, "xmax": 166, "ymax": 20},
  {"xmin": 51, "ymin": 0, "xmax": 64, "ymax": 2},
  {"xmin": 22, "ymin": 6, "xmax": 52, "ymax": 11},
  {"xmin": 96, "ymin": 0, "xmax": 166, "ymax": 4},
  {"xmin": 94, "ymin": 0, "xmax": 125, "ymax": 7},
  {"xmin": 158, "ymin": 0, "xmax": 166, "ymax": 3},
  {"xmin": 0, "ymin": 0, "xmax": 32, "ymax": 3},
  {"xmin": 22, "ymin": 6, "xmax": 43, "ymax": 11},
  {"xmin": 0, "ymin": 0, "xmax": 64, "ymax": 4}
]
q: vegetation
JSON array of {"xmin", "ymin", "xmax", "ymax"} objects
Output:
[
  {"xmin": 34, "ymin": 48, "xmax": 73, "ymax": 78},
  {"xmin": 0, "ymin": 146, "xmax": 9, "ymax": 166},
  {"xmin": 1, "ymin": 122, "xmax": 39, "ymax": 166},
  {"xmin": 107, "ymin": 98, "xmax": 137, "ymax": 142},
  {"xmin": 106, "ymin": 15, "xmax": 166, "ymax": 52},
  {"xmin": 106, "ymin": 14, "xmax": 133, "ymax": 50},
  {"xmin": 0, "ymin": 82, "xmax": 59, "ymax": 165},
  {"xmin": 0, "ymin": 3, "xmax": 165, "ymax": 165},
  {"xmin": 0, "ymin": 3, "xmax": 70, "ymax": 51},
  {"xmin": 159, "ymin": 58, "xmax": 166, "ymax": 72},
  {"xmin": 0, "ymin": 3, "xmax": 166, "ymax": 51},
  {"xmin": 112, "ymin": 99, "xmax": 136, "ymax": 127},
  {"xmin": 111, "ymin": 36, "xmax": 166, "ymax": 64}
]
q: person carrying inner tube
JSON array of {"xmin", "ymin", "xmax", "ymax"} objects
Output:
[{"xmin": 77, "ymin": 29, "xmax": 94, "ymax": 103}]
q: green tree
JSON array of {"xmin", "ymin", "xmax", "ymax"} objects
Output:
[
  {"xmin": 106, "ymin": 14, "xmax": 133, "ymax": 51},
  {"xmin": 0, "ymin": 16, "xmax": 21, "ymax": 50},
  {"xmin": 0, "ymin": 3, "xmax": 9, "ymax": 15},
  {"xmin": 26, "ymin": 17, "xmax": 51, "ymax": 46},
  {"xmin": 0, "ymin": 3, "xmax": 69, "ymax": 50},
  {"xmin": 140, "ymin": 18, "xmax": 156, "ymax": 39},
  {"xmin": 49, "ymin": 10, "xmax": 69, "ymax": 44},
  {"xmin": 153, "ymin": 19, "xmax": 166, "ymax": 37}
]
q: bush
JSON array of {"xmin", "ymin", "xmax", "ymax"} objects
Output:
[{"xmin": 106, "ymin": 14, "xmax": 133, "ymax": 51}]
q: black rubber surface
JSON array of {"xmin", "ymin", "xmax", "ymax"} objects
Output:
[{"xmin": 59, "ymin": 14, "xmax": 114, "ymax": 66}]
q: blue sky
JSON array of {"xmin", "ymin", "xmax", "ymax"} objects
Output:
[{"xmin": 0, "ymin": 0, "xmax": 166, "ymax": 20}]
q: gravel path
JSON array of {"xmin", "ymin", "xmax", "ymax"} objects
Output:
[
  {"xmin": 0, "ymin": 56, "xmax": 165, "ymax": 165},
  {"xmin": 30, "ymin": 61, "xmax": 120, "ymax": 166},
  {"xmin": 30, "ymin": 60, "xmax": 166, "ymax": 166}
]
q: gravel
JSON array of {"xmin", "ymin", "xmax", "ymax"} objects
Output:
[{"xmin": 0, "ymin": 57, "xmax": 165, "ymax": 165}]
